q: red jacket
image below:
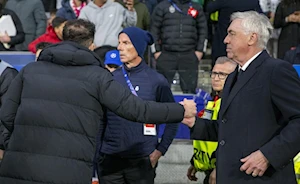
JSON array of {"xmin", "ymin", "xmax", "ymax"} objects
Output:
[{"xmin": 28, "ymin": 26, "xmax": 61, "ymax": 53}]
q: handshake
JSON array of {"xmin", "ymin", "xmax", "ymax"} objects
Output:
[{"xmin": 180, "ymin": 98, "xmax": 197, "ymax": 128}]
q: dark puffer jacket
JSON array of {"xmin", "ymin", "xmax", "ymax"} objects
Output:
[
  {"xmin": 0, "ymin": 41, "xmax": 185, "ymax": 184},
  {"xmin": 151, "ymin": 0, "xmax": 207, "ymax": 53},
  {"xmin": 0, "ymin": 65, "xmax": 18, "ymax": 150}
]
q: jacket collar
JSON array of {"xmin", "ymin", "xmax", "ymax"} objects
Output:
[
  {"xmin": 219, "ymin": 50, "xmax": 269, "ymax": 117},
  {"xmin": 123, "ymin": 60, "xmax": 147, "ymax": 73}
]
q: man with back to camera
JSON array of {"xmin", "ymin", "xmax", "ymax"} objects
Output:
[
  {"xmin": 98, "ymin": 26, "xmax": 179, "ymax": 184},
  {"xmin": 0, "ymin": 19, "xmax": 196, "ymax": 184},
  {"xmin": 182, "ymin": 11, "xmax": 300, "ymax": 184}
]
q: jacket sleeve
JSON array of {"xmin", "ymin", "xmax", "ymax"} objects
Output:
[
  {"xmin": 33, "ymin": 1, "xmax": 47, "ymax": 38},
  {"xmin": 190, "ymin": 117, "xmax": 218, "ymax": 141},
  {"xmin": 0, "ymin": 69, "xmax": 23, "ymax": 149},
  {"xmin": 155, "ymin": 78, "xmax": 179, "ymax": 155},
  {"xmin": 150, "ymin": 3, "xmax": 164, "ymax": 53},
  {"xmin": 8, "ymin": 10, "xmax": 25, "ymax": 46},
  {"xmin": 0, "ymin": 68, "xmax": 18, "ymax": 150},
  {"xmin": 260, "ymin": 61, "xmax": 300, "ymax": 170},
  {"xmin": 98, "ymin": 71, "xmax": 185, "ymax": 124},
  {"xmin": 28, "ymin": 34, "xmax": 47, "ymax": 53},
  {"xmin": 195, "ymin": 4, "xmax": 208, "ymax": 52},
  {"xmin": 273, "ymin": 2, "xmax": 288, "ymax": 29},
  {"xmin": 122, "ymin": 5, "xmax": 137, "ymax": 27}
]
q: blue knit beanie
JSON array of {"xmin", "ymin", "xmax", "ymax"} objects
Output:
[{"xmin": 119, "ymin": 27, "xmax": 154, "ymax": 58}]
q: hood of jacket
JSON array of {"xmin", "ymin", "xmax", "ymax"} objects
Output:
[{"xmin": 38, "ymin": 41, "xmax": 102, "ymax": 66}]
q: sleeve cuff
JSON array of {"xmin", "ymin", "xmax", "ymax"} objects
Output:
[{"xmin": 156, "ymin": 144, "xmax": 167, "ymax": 155}]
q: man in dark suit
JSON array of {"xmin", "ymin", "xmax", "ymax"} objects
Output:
[{"xmin": 182, "ymin": 11, "xmax": 300, "ymax": 184}]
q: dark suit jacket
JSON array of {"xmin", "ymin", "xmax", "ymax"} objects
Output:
[{"xmin": 191, "ymin": 51, "xmax": 300, "ymax": 184}]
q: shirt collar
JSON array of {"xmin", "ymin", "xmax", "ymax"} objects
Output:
[{"xmin": 239, "ymin": 51, "xmax": 262, "ymax": 71}]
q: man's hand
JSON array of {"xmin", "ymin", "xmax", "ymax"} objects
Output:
[
  {"xmin": 180, "ymin": 98, "xmax": 197, "ymax": 118},
  {"xmin": 195, "ymin": 51, "xmax": 203, "ymax": 61},
  {"xmin": 187, "ymin": 165, "xmax": 198, "ymax": 181},
  {"xmin": 149, "ymin": 149, "xmax": 162, "ymax": 168},
  {"xmin": 182, "ymin": 116, "xmax": 196, "ymax": 128},
  {"xmin": 125, "ymin": 0, "xmax": 134, "ymax": 11},
  {"xmin": 240, "ymin": 150, "xmax": 269, "ymax": 177},
  {"xmin": 0, "ymin": 149, "xmax": 4, "ymax": 160},
  {"xmin": 209, "ymin": 168, "xmax": 216, "ymax": 184},
  {"xmin": 154, "ymin": 52, "xmax": 161, "ymax": 60},
  {"xmin": 0, "ymin": 31, "xmax": 11, "ymax": 43},
  {"xmin": 287, "ymin": 13, "xmax": 299, "ymax": 23}
]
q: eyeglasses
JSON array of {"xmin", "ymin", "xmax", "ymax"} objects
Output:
[{"xmin": 210, "ymin": 71, "xmax": 229, "ymax": 80}]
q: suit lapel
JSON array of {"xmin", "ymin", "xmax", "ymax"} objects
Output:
[{"xmin": 219, "ymin": 51, "xmax": 270, "ymax": 117}]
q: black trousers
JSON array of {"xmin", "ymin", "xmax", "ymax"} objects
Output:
[
  {"xmin": 98, "ymin": 154, "xmax": 156, "ymax": 184},
  {"xmin": 156, "ymin": 51, "xmax": 199, "ymax": 94}
]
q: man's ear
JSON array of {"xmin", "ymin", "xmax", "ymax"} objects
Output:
[
  {"xmin": 89, "ymin": 43, "xmax": 96, "ymax": 51},
  {"xmin": 248, "ymin": 33, "xmax": 258, "ymax": 46}
]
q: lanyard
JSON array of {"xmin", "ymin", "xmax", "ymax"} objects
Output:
[
  {"xmin": 122, "ymin": 66, "xmax": 138, "ymax": 96},
  {"xmin": 212, "ymin": 95, "xmax": 219, "ymax": 108},
  {"xmin": 168, "ymin": 0, "xmax": 192, "ymax": 15}
]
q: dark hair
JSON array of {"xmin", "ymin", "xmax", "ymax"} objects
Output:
[
  {"xmin": 36, "ymin": 42, "xmax": 52, "ymax": 51},
  {"xmin": 62, "ymin": 19, "xmax": 95, "ymax": 47},
  {"xmin": 52, "ymin": 17, "xmax": 67, "ymax": 28}
]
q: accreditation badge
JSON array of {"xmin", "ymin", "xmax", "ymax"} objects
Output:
[
  {"xmin": 144, "ymin": 124, "xmax": 156, "ymax": 136},
  {"xmin": 202, "ymin": 109, "xmax": 213, "ymax": 120}
]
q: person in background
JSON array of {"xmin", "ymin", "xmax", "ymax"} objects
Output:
[
  {"xmin": 104, "ymin": 50, "xmax": 122, "ymax": 72},
  {"xmin": 259, "ymin": 0, "xmax": 281, "ymax": 58},
  {"xmin": 28, "ymin": 17, "xmax": 67, "ymax": 53},
  {"xmin": 78, "ymin": 0, "xmax": 137, "ymax": 49},
  {"xmin": 274, "ymin": 0, "xmax": 300, "ymax": 59},
  {"xmin": 35, "ymin": 42, "xmax": 53, "ymax": 60},
  {"xmin": 151, "ymin": 0, "xmax": 207, "ymax": 94},
  {"xmin": 41, "ymin": 0, "xmax": 57, "ymax": 18},
  {"xmin": 116, "ymin": 0, "xmax": 150, "ymax": 30},
  {"xmin": 5, "ymin": 0, "xmax": 47, "ymax": 51},
  {"xmin": 56, "ymin": 0, "xmax": 88, "ymax": 20},
  {"xmin": 0, "ymin": 0, "xmax": 25, "ymax": 51},
  {"xmin": 0, "ymin": 59, "xmax": 18, "ymax": 165},
  {"xmin": 98, "ymin": 27, "xmax": 179, "ymax": 184},
  {"xmin": 187, "ymin": 56, "xmax": 236, "ymax": 184},
  {"xmin": 0, "ymin": 19, "xmax": 196, "ymax": 184},
  {"xmin": 284, "ymin": 44, "xmax": 300, "ymax": 64}
]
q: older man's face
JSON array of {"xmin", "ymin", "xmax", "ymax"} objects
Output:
[
  {"xmin": 117, "ymin": 33, "xmax": 138, "ymax": 63},
  {"xmin": 224, "ymin": 19, "xmax": 250, "ymax": 64}
]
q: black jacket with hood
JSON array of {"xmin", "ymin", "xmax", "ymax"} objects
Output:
[{"xmin": 0, "ymin": 41, "xmax": 185, "ymax": 184}]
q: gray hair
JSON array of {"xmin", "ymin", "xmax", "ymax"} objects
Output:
[
  {"xmin": 231, "ymin": 11, "xmax": 273, "ymax": 49},
  {"xmin": 215, "ymin": 56, "xmax": 237, "ymax": 69}
]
